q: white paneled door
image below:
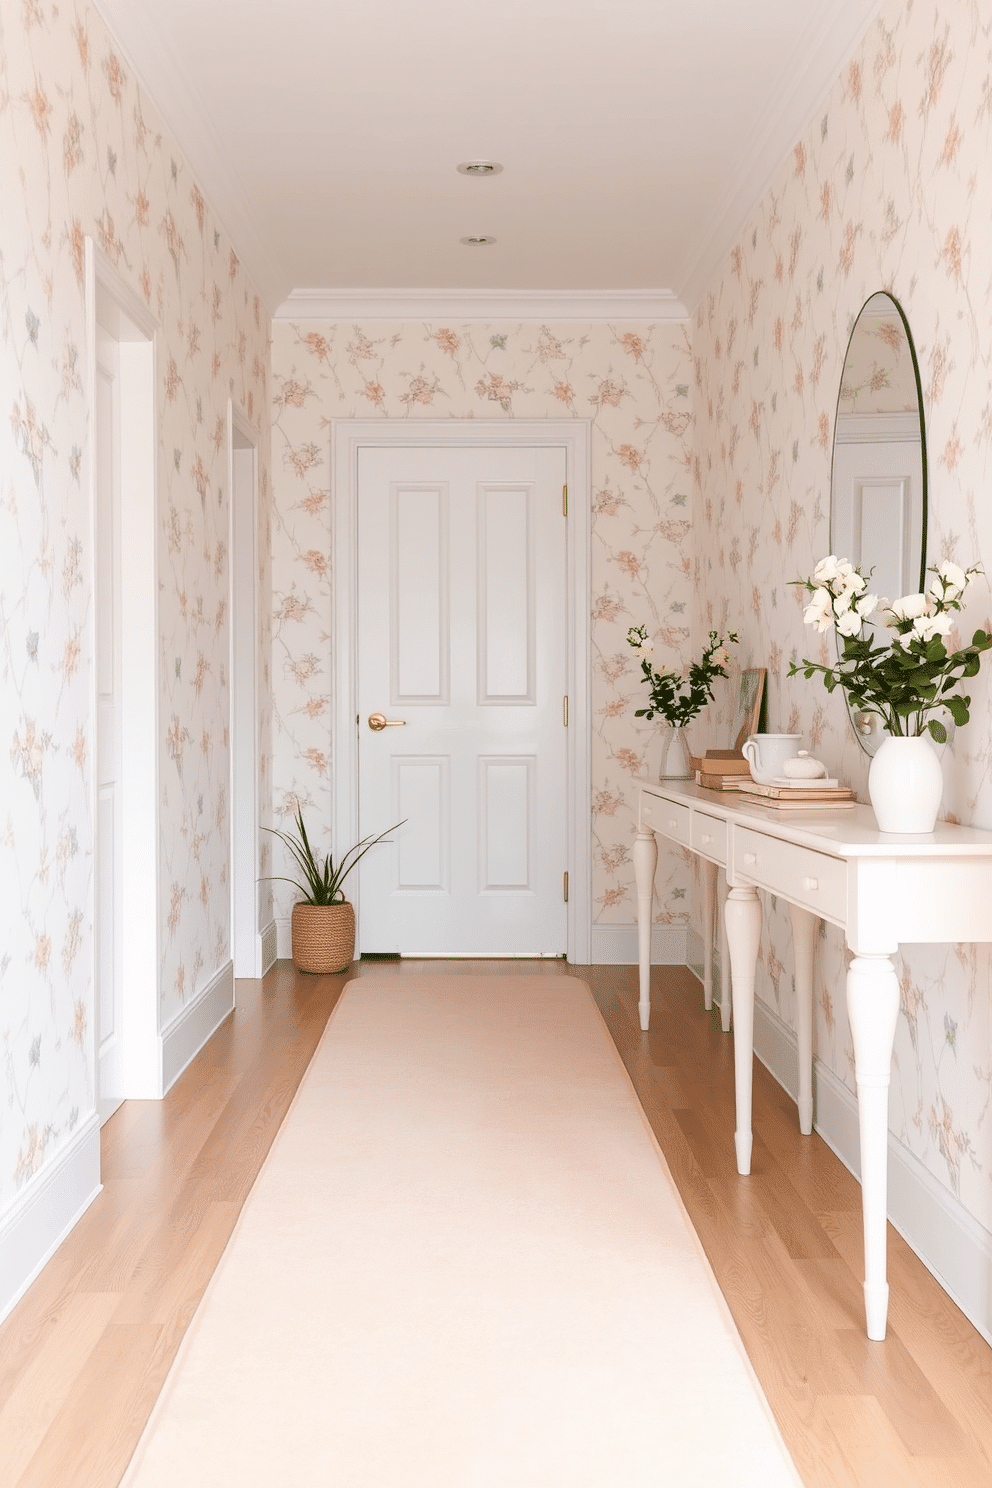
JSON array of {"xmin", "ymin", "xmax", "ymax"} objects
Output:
[
  {"xmin": 832, "ymin": 419, "xmax": 924, "ymax": 606},
  {"xmin": 357, "ymin": 445, "xmax": 568, "ymax": 955}
]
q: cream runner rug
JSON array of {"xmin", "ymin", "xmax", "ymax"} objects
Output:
[{"xmin": 121, "ymin": 976, "xmax": 800, "ymax": 1487}]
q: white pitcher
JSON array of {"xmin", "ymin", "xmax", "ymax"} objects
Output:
[{"xmin": 742, "ymin": 733, "xmax": 803, "ymax": 784}]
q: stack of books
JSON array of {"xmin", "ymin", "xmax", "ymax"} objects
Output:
[
  {"xmin": 737, "ymin": 778, "xmax": 855, "ymax": 810},
  {"xmin": 695, "ymin": 750, "xmax": 752, "ymax": 791}
]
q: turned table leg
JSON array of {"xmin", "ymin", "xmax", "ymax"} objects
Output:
[
  {"xmin": 725, "ymin": 884, "xmax": 762, "ymax": 1175},
  {"xmin": 789, "ymin": 904, "xmax": 817, "ymax": 1137},
  {"xmin": 719, "ymin": 874, "xmax": 731, "ymax": 1032},
  {"xmin": 633, "ymin": 828, "xmax": 658, "ymax": 1032},
  {"xmin": 847, "ymin": 948, "xmax": 901, "ymax": 1341},
  {"xmin": 701, "ymin": 858, "xmax": 718, "ymax": 1012}
]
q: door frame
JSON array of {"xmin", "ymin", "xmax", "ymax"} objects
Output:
[
  {"xmin": 331, "ymin": 419, "xmax": 591, "ymax": 963},
  {"xmin": 228, "ymin": 403, "xmax": 261, "ymax": 977},
  {"xmin": 85, "ymin": 239, "xmax": 161, "ymax": 1102}
]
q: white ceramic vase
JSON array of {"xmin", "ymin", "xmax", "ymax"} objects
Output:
[
  {"xmin": 867, "ymin": 734, "xmax": 943, "ymax": 833},
  {"xmin": 658, "ymin": 724, "xmax": 693, "ymax": 780}
]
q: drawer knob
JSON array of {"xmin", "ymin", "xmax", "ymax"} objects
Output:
[
  {"xmin": 701, "ymin": 833, "xmax": 713, "ymax": 845},
  {"xmin": 803, "ymin": 876, "xmax": 819, "ymax": 892},
  {"xmin": 668, "ymin": 818, "xmax": 678, "ymax": 830},
  {"xmin": 744, "ymin": 851, "xmax": 757, "ymax": 866}
]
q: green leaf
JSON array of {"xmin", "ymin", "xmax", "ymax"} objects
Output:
[{"xmin": 262, "ymin": 811, "xmax": 405, "ymax": 905}]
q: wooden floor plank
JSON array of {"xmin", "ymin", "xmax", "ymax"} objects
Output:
[
  {"xmin": 111, "ymin": 1199, "xmax": 240, "ymax": 1328},
  {"xmin": 747, "ymin": 1163, "xmax": 842, "ymax": 1262},
  {"xmin": 832, "ymin": 1325, "xmax": 968, "ymax": 1456},
  {"xmin": 813, "ymin": 1396, "xmax": 927, "ymax": 1488},
  {"xmin": 15, "ymin": 1323, "xmax": 164, "ymax": 1488},
  {"xmin": 0, "ymin": 1292, "xmax": 120, "ymax": 1488}
]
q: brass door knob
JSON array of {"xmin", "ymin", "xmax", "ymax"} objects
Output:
[{"xmin": 368, "ymin": 713, "xmax": 407, "ymax": 731}]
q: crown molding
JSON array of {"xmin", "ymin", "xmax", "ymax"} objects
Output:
[{"xmin": 274, "ymin": 288, "xmax": 688, "ymax": 323}]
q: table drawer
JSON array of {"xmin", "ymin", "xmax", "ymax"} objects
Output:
[
  {"xmin": 691, "ymin": 811, "xmax": 727, "ymax": 864},
  {"xmin": 735, "ymin": 826, "xmax": 847, "ymax": 922},
  {"xmin": 641, "ymin": 795, "xmax": 690, "ymax": 846}
]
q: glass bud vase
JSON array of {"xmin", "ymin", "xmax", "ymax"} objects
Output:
[
  {"xmin": 867, "ymin": 733, "xmax": 943, "ymax": 833},
  {"xmin": 658, "ymin": 724, "xmax": 693, "ymax": 781}
]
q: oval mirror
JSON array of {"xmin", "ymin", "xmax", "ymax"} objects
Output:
[{"xmin": 829, "ymin": 291, "xmax": 928, "ymax": 754}]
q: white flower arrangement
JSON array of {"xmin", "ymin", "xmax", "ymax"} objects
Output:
[
  {"xmin": 627, "ymin": 625, "xmax": 737, "ymax": 727},
  {"xmin": 790, "ymin": 556, "xmax": 992, "ymax": 740}
]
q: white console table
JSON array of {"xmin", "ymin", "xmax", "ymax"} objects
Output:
[{"xmin": 633, "ymin": 777, "xmax": 992, "ymax": 1341}]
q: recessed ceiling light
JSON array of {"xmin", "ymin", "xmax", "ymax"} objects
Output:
[
  {"xmin": 460, "ymin": 236, "xmax": 497, "ymax": 247},
  {"xmin": 457, "ymin": 161, "xmax": 503, "ymax": 177}
]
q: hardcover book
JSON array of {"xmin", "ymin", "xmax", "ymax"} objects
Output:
[{"xmin": 738, "ymin": 779, "xmax": 853, "ymax": 800}]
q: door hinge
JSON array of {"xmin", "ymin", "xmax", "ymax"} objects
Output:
[
  {"xmin": 563, "ymin": 870, "xmax": 569, "ymax": 903},
  {"xmin": 563, "ymin": 694, "xmax": 569, "ymax": 727},
  {"xmin": 562, "ymin": 483, "xmax": 568, "ymax": 517}
]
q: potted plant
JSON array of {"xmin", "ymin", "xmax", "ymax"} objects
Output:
[
  {"xmin": 626, "ymin": 624, "xmax": 738, "ymax": 778},
  {"xmin": 264, "ymin": 808, "xmax": 402, "ymax": 973},
  {"xmin": 789, "ymin": 556, "xmax": 992, "ymax": 831}
]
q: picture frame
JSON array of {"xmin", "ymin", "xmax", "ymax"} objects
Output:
[{"xmin": 731, "ymin": 667, "xmax": 766, "ymax": 752}]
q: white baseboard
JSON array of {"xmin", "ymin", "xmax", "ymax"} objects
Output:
[
  {"xmin": 588, "ymin": 923, "xmax": 687, "ymax": 965},
  {"xmin": 276, "ymin": 914, "xmax": 292, "ymax": 960},
  {"xmin": 161, "ymin": 960, "xmax": 235, "ymax": 1093},
  {"xmin": 260, "ymin": 919, "xmax": 278, "ymax": 975},
  {"xmin": 748, "ymin": 987, "xmax": 992, "ymax": 1348},
  {"xmin": 0, "ymin": 1115, "xmax": 102, "ymax": 1323}
]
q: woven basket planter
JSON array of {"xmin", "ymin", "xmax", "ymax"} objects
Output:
[{"xmin": 291, "ymin": 900, "xmax": 356, "ymax": 974}]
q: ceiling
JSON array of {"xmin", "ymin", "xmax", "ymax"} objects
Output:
[{"xmin": 93, "ymin": 0, "xmax": 883, "ymax": 318}]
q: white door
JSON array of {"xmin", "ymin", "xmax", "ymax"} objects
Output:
[
  {"xmin": 832, "ymin": 418, "xmax": 925, "ymax": 610},
  {"xmin": 357, "ymin": 444, "xmax": 568, "ymax": 955},
  {"xmin": 95, "ymin": 322, "xmax": 124, "ymax": 1119}
]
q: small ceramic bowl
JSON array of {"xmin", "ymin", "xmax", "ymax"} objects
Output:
[{"xmin": 782, "ymin": 750, "xmax": 827, "ymax": 780}]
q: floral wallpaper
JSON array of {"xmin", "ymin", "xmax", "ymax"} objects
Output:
[
  {"xmin": 693, "ymin": 0, "xmax": 992, "ymax": 1231},
  {"xmin": 0, "ymin": 2, "xmax": 271, "ymax": 1216},
  {"xmin": 270, "ymin": 320, "xmax": 706, "ymax": 929}
]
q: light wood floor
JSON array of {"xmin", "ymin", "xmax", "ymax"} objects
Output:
[{"xmin": 2, "ymin": 959, "xmax": 991, "ymax": 1486}]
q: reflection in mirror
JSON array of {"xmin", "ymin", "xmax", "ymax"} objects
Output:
[{"xmin": 830, "ymin": 292, "xmax": 927, "ymax": 754}]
